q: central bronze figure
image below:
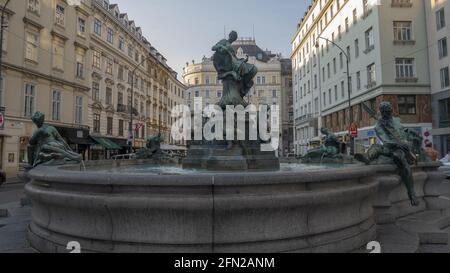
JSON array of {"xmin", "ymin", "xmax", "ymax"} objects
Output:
[{"xmin": 212, "ymin": 31, "xmax": 258, "ymax": 108}]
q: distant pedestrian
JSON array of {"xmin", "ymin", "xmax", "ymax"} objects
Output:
[
  {"xmin": 425, "ymin": 143, "xmax": 439, "ymax": 161},
  {"xmin": 0, "ymin": 170, "xmax": 5, "ymax": 186}
]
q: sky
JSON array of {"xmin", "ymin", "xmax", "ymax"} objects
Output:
[{"xmin": 113, "ymin": 0, "xmax": 311, "ymax": 79}]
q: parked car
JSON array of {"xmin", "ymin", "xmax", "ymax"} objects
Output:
[
  {"xmin": 439, "ymin": 155, "xmax": 450, "ymax": 179},
  {"xmin": 111, "ymin": 154, "xmax": 137, "ymax": 161},
  {"xmin": 0, "ymin": 170, "xmax": 5, "ymax": 187}
]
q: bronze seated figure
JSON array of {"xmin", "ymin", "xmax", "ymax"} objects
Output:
[
  {"xmin": 354, "ymin": 102, "xmax": 430, "ymax": 206},
  {"xmin": 27, "ymin": 112, "xmax": 82, "ymax": 168}
]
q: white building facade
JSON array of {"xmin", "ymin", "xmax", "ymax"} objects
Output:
[
  {"xmin": 292, "ymin": 0, "xmax": 432, "ymax": 156},
  {"xmin": 426, "ymin": 0, "xmax": 450, "ymax": 156}
]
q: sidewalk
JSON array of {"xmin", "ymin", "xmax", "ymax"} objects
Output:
[{"xmin": 0, "ymin": 201, "xmax": 35, "ymax": 253}]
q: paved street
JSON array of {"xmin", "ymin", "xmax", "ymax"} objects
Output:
[{"xmin": 0, "ymin": 180, "xmax": 35, "ymax": 253}]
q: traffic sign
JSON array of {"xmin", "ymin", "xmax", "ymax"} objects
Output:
[
  {"xmin": 349, "ymin": 123, "xmax": 358, "ymax": 138},
  {"xmin": 0, "ymin": 107, "xmax": 5, "ymax": 130}
]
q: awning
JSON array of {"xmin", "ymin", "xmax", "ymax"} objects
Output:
[
  {"xmin": 109, "ymin": 138, "xmax": 129, "ymax": 148},
  {"xmin": 68, "ymin": 137, "xmax": 95, "ymax": 145},
  {"xmin": 90, "ymin": 136, "xmax": 122, "ymax": 150}
]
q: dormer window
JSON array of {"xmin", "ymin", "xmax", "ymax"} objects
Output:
[{"xmin": 103, "ymin": 1, "xmax": 109, "ymax": 9}]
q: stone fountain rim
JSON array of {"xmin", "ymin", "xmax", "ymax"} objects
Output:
[{"xmin": 26, "ymin": 161, "xmax": 442, "ymax": 187}]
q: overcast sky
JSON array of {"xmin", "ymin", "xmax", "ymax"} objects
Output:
[{"xmin": 113, "ymin": 0, "xmax": 311, "ymax": 79}]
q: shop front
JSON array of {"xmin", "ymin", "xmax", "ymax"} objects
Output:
[
  {"xmin": 89, "ymin": 136, "xmax": 122, "ymax": 160},
  {"xmin": 53, "ymin": 125, "xmax": 93, "ymax": 161}
]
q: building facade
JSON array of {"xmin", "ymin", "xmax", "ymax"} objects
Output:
[
  {"xmin": 292, "ymin": 0, "xmax": 432, "ymax": 156},
  {"xmin": 182, "ymin": 38, "xmax": 294, "ymax": 156},
  {"xmin": 0, "ymin": 0, "xmax": 185, "ymax": 176},
  {"xmin": 426, "ymin": 0, "xmax": 450, "ymax": 156}
]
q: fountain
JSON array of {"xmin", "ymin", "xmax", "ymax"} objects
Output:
[{"xmin": 24, "ymin": 32, "xmax": 450, "ymax": 253}]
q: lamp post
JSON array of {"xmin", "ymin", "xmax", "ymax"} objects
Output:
[
  {"xmin": 316, "ymin": 36, "xmax": 355, "ymax": 155},
  {"xmin": 0, "ymin": 0, "xmax": 11, "ymax": 94},
  {"xmin": 129, "ymin": 55, "xmax": 152, "ymax": 153}
]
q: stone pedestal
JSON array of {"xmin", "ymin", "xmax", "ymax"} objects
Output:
[{"xmin": 183, "ymin": 140, "xmax": 280, "ymax": 171}]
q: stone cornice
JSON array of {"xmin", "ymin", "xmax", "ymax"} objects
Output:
[
  {"xmin": 2, "ymin": 62, "xmax": 90, "ymax": 91},
  {"xmin": 23, "ymin": 17, "xmax": 44, "ymax": 30}
]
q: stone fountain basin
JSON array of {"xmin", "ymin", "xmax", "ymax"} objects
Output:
[{"xmin": 25, "ymin": 161, "xmax": 382, "ymax": 253}]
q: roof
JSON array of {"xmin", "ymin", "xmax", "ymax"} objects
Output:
[{"xmin": 231, "ymin": 39, "xmax": 277, "ymax": 63}]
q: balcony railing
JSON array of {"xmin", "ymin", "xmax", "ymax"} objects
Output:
[{"xmin": 117, "ymin": 104, "xmax": 139, "ymax": 116}]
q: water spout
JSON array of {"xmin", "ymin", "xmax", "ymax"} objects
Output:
[{"xmin": 80, "ymin": 160, "xmax": 86, "ymax": 172}]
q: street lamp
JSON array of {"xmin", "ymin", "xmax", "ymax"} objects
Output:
[
  {"xmin": 316, "ymin": 36, "xmax": 355, "ymax": 155},
  {"xmin": 129, "ymin": 55, "xmax": 153, "ymax": 153}
]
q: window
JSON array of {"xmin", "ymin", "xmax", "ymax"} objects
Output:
[
  {"xmin": 76, "ymin": 52, "xmax": 84, "ymax": 78},
  {"xmin": 395, "ymin": 58, "xmax": 415, "ymax": 78},
  {"xmin": 94, "ymin": 19, "xmax": 102, "ymax": 36},
  {"xmin": 28, "ymin": 0, "xmax": 40, "ymax": 14},
  {"xmin": 437, "ymin": 8, "xmax": 446, "ymax": 30},
  {"xmin": 107, "ymin": 28, "xmax": 114, "ymax": 44},
  {"xmin": 92, "ymin": 82, "xmax": 100, "ymax": 101},
  {"xmin": 341, "ymin": 81, "xmax": 345, "ymax": 98},
  {"xmin": 398, "ymin": 96, "xmax": 416, "ymax": 115},
  {"xmin": 0, "ymin": 77, "xmax": 4, "ymax": 106},
  {"xmin": 52, "ymin": 40, "xmax": 64, "ymax": 70},
  {"xmin": 93, "ymin": 114, "xmax": 100, "ymax": 134},
  {"xmin": 78, "ymin": 17, "xmax": 86, "ymax": 35},
  {"xmin": 25, "ymin": 32, "xmax": 39, "ymax": 62},
  {"xmin": 118, "ymin": 65, "xmax": 124, "ymax": 80},
  {"xmin": 119, "ymin": 37, "xmax": 125, "ymax": 50},
  {"xmin": 92, "ymin": 50, "xmax": 101, "ymax": 69},
  {"xmin": 106, "ymin": 58, "xmax": 113, "ymax": 74},
  {"xmin": 393, "ymin": 21, "xmax": 412, "ymax": 41},
  {"xmin": 439, "ymin": 37, "xmax": 448, "ymax": 59},
  {"xmin": 272, "ymin": 90, "xmax": 277, "ymax": 98},
  {"xmin": 24, "ymin": 83, "xmax": 35, "ymax": 118},
  {"xmin": 107, "ymin": 117, "xmax": 113, "ymax": 135},
  {"xmin": 118, "ymin": 120, "xmax": 124, "ymax": 136},
  {"xmin": 55, "ymin": 4, "xmax": 65, "ymax": 26},
  {"xmin": 356, "ymin": 71, "xmax": 361, "ymax": 90},
  {"xmin": 441, "ymin": 67, "xmax": 450, "ymax": 89},
  {"xmin": 355, "ymin": 39, "xmax": 359, "ymax": 58},
  {"xmin": 75, "ymin": 96, "xmax": 82, "ymax": 124},
  {"xmin": 365, "ymin": 27, "xmax": 374, "ymax": 51},
  {"xmin": 106, "ymin": 88, "xmax": 112, "ymax": 105},
  {"xmin": 52, "ymin": 90, "xmax": 61, "ymax": 121},
  {"xmin": 367, "ymin": 63, "xmax": 376, "ymax": 86},
  {"xmin": 118, "ymin": 92, "xmax": 123, "ymax": 105}
]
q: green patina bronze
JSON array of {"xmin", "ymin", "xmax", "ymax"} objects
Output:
[
  {"xmin": 27, "ymin": 112, "xmax": 82, "ymax": 168},
  {"xmin": 355, "ymin": 101, "xmax": 430, "ymax": 206},
  {"xmin": 212, "ymin": 31, "xmax": 258, "ymax": 109},
  {"xmin": 136, "ymin": 133, "xmax": 164, "ymax": 159},
  {"xmin": 300, "ymin": 128, "xmax": 353, "ymax": 164}
]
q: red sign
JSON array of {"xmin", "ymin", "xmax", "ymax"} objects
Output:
[
  {"xmin": 349, "ymin": 123, "xmax": 358, "ymax": 138},
  {"xmin": 0, "ymin": 108, "xmax": 4, "ymax": 130}
]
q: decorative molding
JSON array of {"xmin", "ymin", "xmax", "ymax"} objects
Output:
[
  {"xmin": 23, "ymin": 17, "xmax": 44, "ymax": 30},
  {"xmin": 2, "ymin": 62, "xmax": 89, "ymax": 91},
  {"xmin": 51, "ymin": 30, "xmax": 69, "ymax": 42}
]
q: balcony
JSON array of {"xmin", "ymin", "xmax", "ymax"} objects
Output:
[{"xmin": 117, "ymin": 104, "xmax": 139, "ymax": 116}]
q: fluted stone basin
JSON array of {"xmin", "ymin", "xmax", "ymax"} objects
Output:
[{"xmin": 25, "ymin": 161, "xmax": 382, "ymax": 253}]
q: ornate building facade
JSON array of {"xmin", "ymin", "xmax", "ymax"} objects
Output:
[{"xmin": 0, "ymin": 0, "xmax": 185, "ymax": 176}]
